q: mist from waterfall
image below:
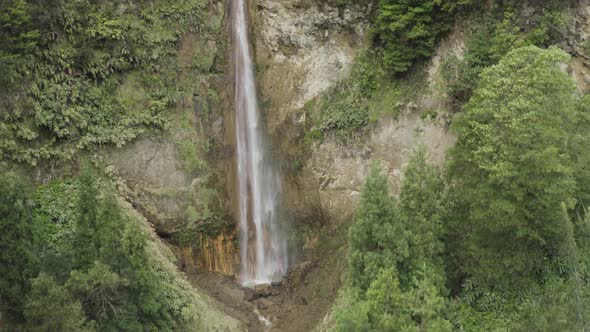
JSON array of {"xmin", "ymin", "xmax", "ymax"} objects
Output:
[{"xmin": 232, "ymin": 0, "xmax": 288, "ymax": 285}]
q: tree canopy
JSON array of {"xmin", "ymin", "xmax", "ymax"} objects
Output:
[{"xmin": 448, "ymin": 46, "xmax": 583, "ymax": 289}]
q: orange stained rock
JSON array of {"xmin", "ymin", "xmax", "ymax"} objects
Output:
[{"xmin": 199, "ymin": 233, "xmax": 236, "ymax": 276}]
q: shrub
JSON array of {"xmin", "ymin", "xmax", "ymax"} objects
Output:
[{"xmin": 372, "ymin": 0, "xmax": 471, "ymax": 74}]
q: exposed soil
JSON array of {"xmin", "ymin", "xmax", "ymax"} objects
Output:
[
  {"xmin": 186, "ymin": 223, "xmax": 349, "ymax": 332},
  {"xmin": 187, "ymin": 272, "xmax": 267, "ymax": 331}
]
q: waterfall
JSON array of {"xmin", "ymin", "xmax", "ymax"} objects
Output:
[{"xmin": 232, "ymin": 0, "xmax": 288, "ymax": 285}]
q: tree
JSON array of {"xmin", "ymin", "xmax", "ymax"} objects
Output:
[
  {"xmin": 397, "ymin": 147, "xmax": 446, "ymax": 289},
  {"xmin": 365, "ymin": 267, "xmax": 452, "ymax": 331},
  {"xmin": 448, "ymin": 46, "xmax": 581, "ymax": 290},
  {"xmin": 341, "ymin": 156, "xmax": 451, "ymax": 330},
  {"xmin": 0, "ymin": 0, "xmax": 39, "ymax": 84},
  {"xmin": 95, "ymin": 191, "xmax": 127, "ymax": 272},
  {"xmin": 73, "ymin": 168, "xmax": 100, "ymax": 269},
  {"xmin": 348, "ymin": 164, "xmax": 406, "ymax": 293},
  {"xmin": 24, "ymin": 273, "xmax": 94, "ymax": 332},
  {"xmin": 0, "ymin": 171, "xmax": 40, "ymax": 321},
  {"xmin": 66, "ymin": 262, "xmax": 128, "ymax": 324}
]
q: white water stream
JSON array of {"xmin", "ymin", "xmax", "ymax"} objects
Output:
[{"xmin": 232, "ymin": 0, "xmax": 288, "ymax": 285}]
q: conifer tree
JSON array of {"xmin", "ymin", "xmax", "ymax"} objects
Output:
[
  {"xmin": 397, "ymin": 147, "xmax": 446, "ymax": 289},
  {"xmin": 73, "ymin": 168, "xmax": 100, "ymax": 269},
  {"xmin": 348, "ymin": 165, "xmax": 406, "ymax": 293},
  {"xmin": 373, "ymin": 0, "xmax": 471, "ymax": 73},
  {"xmin": 0, "ymin": 171, "xmax": 40, "ymax": 321},
  {"xmin": 24, "ymin": 274, "xmax": 93, "ymax": 332}
]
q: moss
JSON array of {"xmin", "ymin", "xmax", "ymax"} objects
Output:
[{"xmin": 177, "ymin": 141, "xmax": 207, "ymax": 177}]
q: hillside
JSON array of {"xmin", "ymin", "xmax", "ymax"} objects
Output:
[{"xmin": 2, "ymin": 0, "xmax": 590, "ymax": 331}]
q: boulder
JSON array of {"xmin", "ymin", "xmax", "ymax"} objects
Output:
[
  {"xmin": 255, "ymin": 283, "xmax": 272, "ymax": 297},
  {"xmin": 256, "ymin": 298, "xmax": 274, "ymax": 310},
  {"xmin": 243, "ymin": 287, "xmax": 259, "ymax": 302}
]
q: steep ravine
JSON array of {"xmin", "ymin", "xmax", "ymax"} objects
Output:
[
  {"xmin": 171, "ymin": 0, "xmax": 456, "ymax": 330},
  {"xmin": 181, "ymin": 0, "xmax": 457, "ymax": 330},
  {"xmin": 202, "ymin": 1, "xmax": 590, "ymax": 330},
  {"xmin": 102, "ymin": 0, "xmax": 590, "ymax": 331}
]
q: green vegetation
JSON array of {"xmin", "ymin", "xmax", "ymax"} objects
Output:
[
  {"xmin": 0, "ymin": 0, "xmax": 209, "ymax": 166},
  {"xmin": 307, "ymin": 51, "xmax": 427, "ymax": 136},
  {"xmin": 372, "ymin": 0, "xmax": 471, "ymax": 74},
  {"xmin": 0, "ymin": 172, "xmax": 41, "ymax": 321},
  {"xmin": 4, "ymin": 0, "xmax": 590, "ymax": 330},
  {"xmin": 441, "ymin": 1, "xmax": 569, "ymax": 108},
  {"xmin": 338, "ymin": 149, "xmax": 450, "ymax": 331},
  {"xmin": 339, "ymin": 45, "xmax": 590, "ymax": 330},
  {"xmin": 445, "ymin": 45, "xmax": 590, "ymax": 329},
  {"xmin": 308, "ymin": 0, "xmax": 471, "ymax": 135},
  {"xmin": 448, "ymin": 46, "xmax": 583, "ymax": 289},
  {"xmin": 0, "ymin": 168, "xmax": 203, "ymax": 330}
]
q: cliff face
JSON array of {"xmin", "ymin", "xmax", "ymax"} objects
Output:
[
  {"xmin": 253, "ymin": 0, "xmax": 455, "ymax": 226},
  {"xmin": 255, "ymin": 0, "xmax": 372, "ymax": 129},
  {"xmin": 254, "ymin": 0, "xmax": 590, "ymax": 229}
]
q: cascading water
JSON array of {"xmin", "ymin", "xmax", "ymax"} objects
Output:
[{"xmin": 232, "ymin": 0, "xmax": 288, "ymax": 285}]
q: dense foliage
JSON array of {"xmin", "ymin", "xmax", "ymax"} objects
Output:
[
  {"xmin": 0, "ymin": 169, "xmax": 201, "ymax": 330},
  {"xmin": 441, "ymin": 1, "xmax": 569, "ymax": 108},
  {"xmin": 372, "ymin": 0, "xmax": 471, "ymax": 74},
  {"xmin": 448, "ymin": 46, "xmax": 584, "ymax": 289},
  {"xmin": 445, "ymin": 45, "xmax": 590, "ymax": 329},
  {"xmin": 339, "ymin": 45, "xmax": 590, "ymax": 331},
  {"xmin": 338, "ymin": 150, "xmax": 450, "ymax": 331},
  {"xmin": 0, "ymin": 172, "xmax": 41, "ymax": 321},
  {"xmin": 0, "ymin": 0, "xmax": 207, "ymax": 165}
]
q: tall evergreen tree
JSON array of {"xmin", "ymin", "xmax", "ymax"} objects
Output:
[
  {"xmin": 24, "ymin": 273, "xmax": 93, "ymax": 332},
  {"xmin": 372, "ymin": 0, "xmax": 471, "ymax": 73},
  {"xmin": 73, "ymin": 168, "xmax": 100, "ymax": 269},
  {"xmin": 341, "ymin": 154, "xmax": 451, "ymax": 331},
  {"xmin": 348, "ymin": 164, "xmax": 406, "ymax": 293},
  {"xmin": 397, "ymin": 147, "xmax": 446, "ymax": 289},
  {"xmin": 448, "ymin": 46, "xmax": 581, "ymax": 290},
  {"xmin": 0, "ymin": 171, "xmax": 40, "ymax": 321}
]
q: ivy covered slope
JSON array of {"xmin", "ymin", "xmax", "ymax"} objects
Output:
[
  {"xmin": 0, "ymin": 0, "xmax": 232, "ymax": 243},
  {"xmin": 0, "ymin": 170, "xmax": 240, "ymax": 331},
  {"xmin": 0, "ymin": 0, "xmax": 238, "ymax": 330},
  {"xmin": 0, "ymin": 0, "xmax": 220, "ymax": 165}
]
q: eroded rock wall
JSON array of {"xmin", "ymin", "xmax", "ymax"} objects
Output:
[
  {"xmin": 256, "ymin": 0, "xmax": 372, "ymax": 129},
  {"xmin": 254, "ymin": 0, "xmax": 457, "ymax": 225}
]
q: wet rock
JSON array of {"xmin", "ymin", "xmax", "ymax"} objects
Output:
[
  {"xmin": 255, "ymin": 283, "xmax": 272, "ymax": 297},
  {"xmin": 256, "ymin": 298, "xmax": 274, "ymax": 310},
  {"xmin": 270, "ymin": 280, "xmax": 283, "ymax": 287},
  {"xmin": 243, "ymin": 287, "xmax": 259, "ymax": 302},
  {"xmin": 271, "ymin": 288, "xmax": 280, "ymax": 296}
]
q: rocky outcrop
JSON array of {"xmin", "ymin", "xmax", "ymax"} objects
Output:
[
  {"xmin": 253, "ymin": 0, "xmax": 457, "ymax": 227},
  {"xmin": 255, "ymin": 0, "xmax": 372, "ymax": 130},
  {"xmin": 301, "ymin": 113, "xmax": 455, "ymax": 223},
  {"xmin": 106, "ymin": 139, "xmax": 190, "ymax": 235},
  {"xmin": 254, "ymin": 283, "xmax": 273, "ymax": 297},
  {"xmin": 102, "ymin": 0, "xmax": 234, "ymax": 240}
]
